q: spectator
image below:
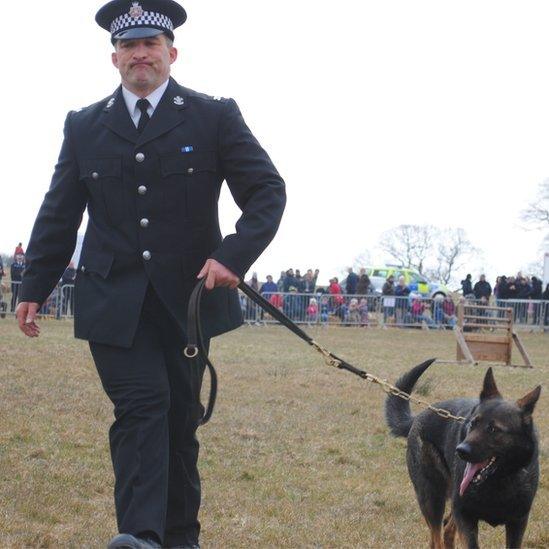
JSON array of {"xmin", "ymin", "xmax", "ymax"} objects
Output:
[
  {"xmin": 248, "ymin": 272, "xmax": 259, "ymax": 291},
  {"xmin": 246, "ymin": 272, "xmax": 260, "ymax": 321},
  {"xmin": 14, "ymin": 242, "xmax": 24, "ymax": 258},
  {"xmin": 283, "ymin": 285, "xmax": 300, "ymax": 320},
  {"xmin": 358, "ymin": 298, "xmax": 369, "ymax": 326},
  {"xmin": 276, "ymin": 270, "xmax": 286, "ymax": 292},
  {"xmin": 442, "ymin": 295, "xmax": 457, "ymax": 328},
  {"xmin": 329, "ymin": 277, "xmax": 345, "ymax": 317},
  {"xmin": 543, "ymin": 284, "xmax": 549, "ymax": 328},
  {"xmin": 294, "ymin": 269, "xmax": 305, "ymax": 292},
  {"xmin": 356, "ymin": 270, "xmax": 373, "ymax": 295},
  {"xmin": 283, "ymin": 268, "xmax": 297, "ymax": 292},
  {"xmin": 348, "ymin": 298, "xmax": 360, "ymax": 324},
  {"xmin": 61, "ymin": 262, "xmax": 77, "ymax": 315},
  {"xmin": 506, "ymin": 276, "xmax": 518, "ymax": 299},
  {"xmin": 514, "ymin": 277, "xmax": 532, "ymax": 323},
  {"xmin": 530, "ymin": 276, "xmax": 543, "ymax": 325},
  {"xmin": 306, "ymin": 297, "xmax": 318, "ymax": 324},
  {"xmin": 495, "ymin": 275, "xmax": 508, "ymax": 301},
  {"xmin": 461, "ymin": 274, "xmax": 474, "ymax": 297},
  {"xmin": 302, "ymin": 270, "xmax": 316, "ymax": 294},
  {"xmin": 394, "ymin": 275, "xmax": 410, "ymax": 325},
  {"xmin": 382, "ymin": 275, "xmax": 395, "ymax": 324},
  {"xmin": 319, "ymin": 295, "xmax": 330, "ymax": 324},
  {"xmin": 0, "ymin": 255, "xmax": 4, "ymax": 280},
  {"xmin": 409, "ymin": 296, "xmax": 435, "ymax": 328},
  {"xmin": 432, "ymin": 296, "xmax": 445, "ymax": 326},
  {"xmin": 473, "ymin": 274, "xmax": 492, "ymax": 301},
  {"xmin": 346, "ymin": 267, "xmax": 358, "ymax": 295},
  {"xmin": 530, "ymin": 276, "xmax": 542, "ymax": 300},
  {"xmin": 10, "ymin": 254, "xmax": 25, "ymax": 312},
  {"xmin": 260, "ymin": 275, "xmax": 277, "ymax": 296}
]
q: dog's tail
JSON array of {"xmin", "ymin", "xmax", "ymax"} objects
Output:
[{"xmin": 385, "ymin": 358, "xmax": 436, "ymax": 438}]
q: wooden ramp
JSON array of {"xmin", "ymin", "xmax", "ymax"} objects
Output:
[{"xmin": 453, "ymin": 303, "xmax": 533, "ymax": 368}]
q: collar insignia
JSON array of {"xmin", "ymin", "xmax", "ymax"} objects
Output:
[
  {"xmin": 173, "ymin": 96, "xmax": 185, "ymax": 106},
  {"xmin": 129, "ymin": 2, "xmax": 144, "ymax": 19},
  {"xmin": 106, "ymin": 97, "xmax": 115, "ymax": 109}
]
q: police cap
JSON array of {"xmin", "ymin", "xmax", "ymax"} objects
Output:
[{"xmin": 96, "ymin": 0, "xmax": 187, "ymax": 43}]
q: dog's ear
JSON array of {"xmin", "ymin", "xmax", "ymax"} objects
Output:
[
  {"xmin": 517, "ymin": 385, "xmax": 541, "ymax": 417},
  {"xmin": 480, "ymin": 368, "xmax": 502, "ymax": 401}
]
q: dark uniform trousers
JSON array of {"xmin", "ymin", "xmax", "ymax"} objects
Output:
[{"xmin": 90, "ymin": 284, "xmax": 207, "ymax": 546}]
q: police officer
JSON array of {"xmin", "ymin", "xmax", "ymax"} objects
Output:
[{"xmin": 16, "ymin": 1, "xmax": 286, "ymax": 547}]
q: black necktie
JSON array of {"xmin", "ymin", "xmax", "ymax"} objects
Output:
[{"xmin": 136, "ymin": 98, "xmax": 151, "ymax": 134}]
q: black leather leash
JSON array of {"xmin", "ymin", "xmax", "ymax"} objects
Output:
[
  {"xmin": 183, "ymin": 278, "xmax": 218, "ymax": 425},
  {"xmin": 185, "ymin": 279, "xmax": 370, "ymax": 426}
]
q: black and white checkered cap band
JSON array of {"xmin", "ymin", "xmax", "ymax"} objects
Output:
[{"xmin": 110, "ymin": 11, "xmax": 174, "ymax": 35}]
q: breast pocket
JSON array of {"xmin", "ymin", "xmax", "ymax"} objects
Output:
[
  {"xmin": 160, "ymin": 151, "xmax": 218, "ymax": 220},
  {"xmin": 79, "ymin": 157, "xmax": 127, "ymax": 224}
]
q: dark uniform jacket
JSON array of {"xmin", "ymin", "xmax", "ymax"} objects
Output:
[{"xmin": 21, "ymin": 78, "xmax": 286, "ymax": 347}]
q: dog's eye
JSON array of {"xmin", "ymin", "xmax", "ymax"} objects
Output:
[{"xmin": 487, "ymin": 424, "xmax": 499, "ymax": 434}]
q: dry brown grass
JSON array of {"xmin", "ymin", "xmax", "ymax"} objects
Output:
[{"xmin": 0, "ymin": 321, "xmax": 547, "ymax": 548}]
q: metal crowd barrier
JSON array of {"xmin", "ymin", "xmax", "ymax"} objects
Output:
[
  {"xmin": 1, "ymin": 282, "xmax": 548, "ymax": 330},
  {"xmin": 0, "ymin": 281, "xmax": 74, "ymax": 320},
  {"xmin": 241, "ymin": 292, "xmax": 549, "ymax": 330}
]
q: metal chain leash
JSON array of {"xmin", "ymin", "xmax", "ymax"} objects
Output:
[{"xmin": 310, "ymin": 340, "xmax": 467, "ymax": 423}]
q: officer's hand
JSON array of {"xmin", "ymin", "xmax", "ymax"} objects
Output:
[
  {"xmin": 16, "ymin": 302, "xmax": 41, "ymax": 338},
  {"xmin": 198, "ymin": 259, "xmax": 240, "ymax": 290}
]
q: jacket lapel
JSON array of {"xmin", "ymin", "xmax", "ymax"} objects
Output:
[
  {"xmin": 136, "ymin": 77, "xmax": 187, "ymax": 147},
  {"xmin": 100, "ymin": 87, "xmax": 139, "ymax": 144}
]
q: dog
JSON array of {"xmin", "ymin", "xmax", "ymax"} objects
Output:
[{"xmin": 385, "ymin": 359, "xmax": 541, "ymax": 549}]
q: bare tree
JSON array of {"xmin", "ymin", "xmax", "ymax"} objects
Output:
[
  {"xmin": 521, "ymin": 180, "xmax": 549, "ymax": 243},
  {"xmin": 379, "ymin": 224, "xmax": 436, "ymax": 274},
  {"xmin": 429, "ymin": 228, "xmax": 477, "ymax": 284}
]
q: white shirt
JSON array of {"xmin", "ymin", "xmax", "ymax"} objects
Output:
[{"xmin": 121, "ymin": 79, "xmax": 170, "ymax": 128}]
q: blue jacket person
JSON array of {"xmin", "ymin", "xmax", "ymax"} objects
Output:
[{"xmin": 16, "ymin": 1, "xmax": 286, "ymax": 547}]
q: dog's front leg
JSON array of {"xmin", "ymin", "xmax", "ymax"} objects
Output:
[
  {"xmin": 505, "ymin": 516, "xmax": 528, "ymax": 548},
  {"xmin": 443, "ymin": 514, "xmax": 457, "ymax": 549},
  {"xmin": 454, "ymin": 514, "xmax": 479, "ymax": 549}
]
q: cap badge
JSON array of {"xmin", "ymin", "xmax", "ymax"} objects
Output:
[
  {"xmin": 106, "ymin": 97, "xmax": 115, "ymax": 109},
  {"xmin": 173, "ymin": 96, "xmax": 185, "ymax": 106},
  {"xmin": 129, "ymin": 2, "xmax": 144, "ymax": 19}
]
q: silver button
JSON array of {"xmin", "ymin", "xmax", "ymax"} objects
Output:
[
  {"xmin": 187, "ymin": 168, "xmax": 194, "ymax": 175},
  {"xmin": 140, "ymin": 218, "xmax": 150, "ymax": 228},
  {"xmin": 138, "ymin": 185, "xmax": 147, "ymax": 195},
  {"xmin": 91, "ymin": 172, "xmax": 99, "ymax": 180},
  {"xmin": 135, "ymin": 152, "xmax": 145, "ymax": 162},
  {"xmin": 142, "ymin": 251, "xmax": 151, "ymax": 261},
  {"xmin": 81, "ymin": 266, "xmax": 86, "ymax": 273}
]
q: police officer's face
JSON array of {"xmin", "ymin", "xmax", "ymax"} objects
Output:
[{"xmin": 112, "ymin": 34, "xmax": 177, "ymax": 93}]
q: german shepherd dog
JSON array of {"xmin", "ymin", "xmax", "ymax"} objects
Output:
[{"xmin": 385, "ymin": 359, "xmax": 541, "ymax": 549}]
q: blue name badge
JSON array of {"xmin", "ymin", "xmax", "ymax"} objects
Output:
[{"xmin": 181, "ymin": 146, "xmax": 194, "ymax": 153}]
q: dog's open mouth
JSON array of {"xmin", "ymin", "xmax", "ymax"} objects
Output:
[{"xmin": 459, "ymin": 457, "xmax": 497, "ymax": 496}]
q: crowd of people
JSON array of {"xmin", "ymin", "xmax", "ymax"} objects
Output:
[
  {"xmin": 3, "ymin": 250, "xmax": 549, "ymax": 326},
  {"xmin": 0, "ymin": 243, "xmax": 76, "ymax": 315},
  {"xmin": 243, "ymin": 267, "xmax": 549, "ymax": 327},
  {"xmin": 460, "ymin": 272, "xmax": 547, "ymax": 301}
]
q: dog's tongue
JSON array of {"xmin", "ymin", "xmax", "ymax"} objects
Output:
[{"xmin": 459, "ymin": 460, "xmax": 489, "ymax": 496}]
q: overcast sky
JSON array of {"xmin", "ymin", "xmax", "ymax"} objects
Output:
[{"xmin": 2, "ymin": 0, "xmax": 549, "ymax": 286}]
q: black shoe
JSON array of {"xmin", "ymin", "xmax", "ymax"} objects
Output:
[{"xmin": 107, "ymin": 534, "xmax": 161, "ymax": 549}]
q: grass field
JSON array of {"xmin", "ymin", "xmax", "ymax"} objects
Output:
[{"xmin": 0, "ymin": 321, "xmax": 547, "ymax": 548}]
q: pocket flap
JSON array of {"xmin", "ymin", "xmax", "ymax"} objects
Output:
[
  {"xmin": 161, "ymin": 151, "xmax": 217, "ymax": 176},
  {"xmin": 79, "ymin": 157, "xmax": 122, "ymax": 180},
  {"xmin": 78, "ymin": 249, "xmax": 114, "ymax": 279}
]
